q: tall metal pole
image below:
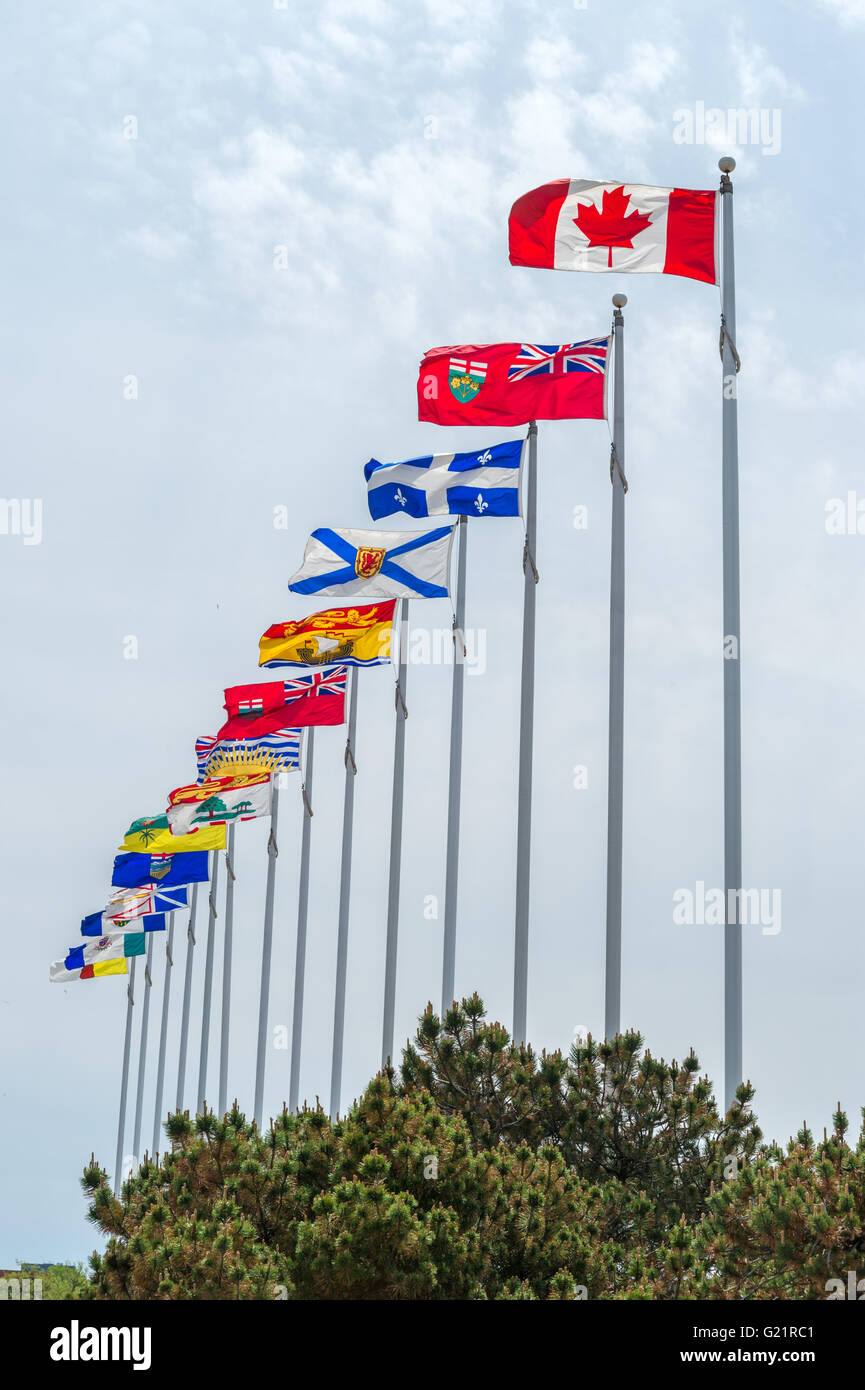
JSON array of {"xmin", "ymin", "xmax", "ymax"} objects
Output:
[
  {"xmin": 381, "ymin": 598, "xmax": 409, "ymax": 1067},
  {"xmin": 254, "ymin": 780, "xmax": 280, "ymax": 1129},
  {"xmin": 113, "ymin": 955, "xmax": 136, "ymax": 1196},
  {"xmin": 151, "ymin": 912, "xmax": 175, "ymax": 1157},
  {"xmin": 719, "ymin": 155, "xmax": 742, "ymax": 1110},
  {"xmin": 512, "ymin": 422, "xmax": 538, "ymax": 1045},
  {"xmin": 132, "ymin": 932, "xmax": 154, "ymax": 1166},
  {"xmin": 289, "ymin": 728, "xmax": 316, "ymax": 1112},
  {"xmin": 175, "ymin": 882, "xmax": 199, "ymax": 1112},
  {"xmin": 441, "ymin": 514, "xmax": 468, "ymax": 1018},
  {"xmin": 605, "ymin": 296, "xmax": 627, "ymax": 1040},
  {"xmin": 218, "ymin": 824, "xmax": 236, "ymax": 1117},
  {"xmin": 196, "ymin": 850, "xmax": 220, "ymax": 1114},
  {"xmin": 330, "ymin": 667, "xmax": 359, "ymax": 1118}
]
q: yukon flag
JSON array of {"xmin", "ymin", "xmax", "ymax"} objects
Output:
[{"xmin": 509, "ymin": 180, "xmax": 718, "ymax": 285}]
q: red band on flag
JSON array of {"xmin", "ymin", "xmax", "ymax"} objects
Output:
[
  {"xmin": 508, "ymin": 179, "xmax": 569, "ymax": 269},
  {"xmin": 663, "ymin": 188, "xmax": 717, "ymax": 285}
]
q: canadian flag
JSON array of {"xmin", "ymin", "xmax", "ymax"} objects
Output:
[{"xmin": 509, "ymin": 180, "xmax": 718, "ymax": 285}]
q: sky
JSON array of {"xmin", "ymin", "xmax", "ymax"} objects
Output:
[{"xmin": 2, "ymin": 0, "xmax": 864, "ymax": 1266}]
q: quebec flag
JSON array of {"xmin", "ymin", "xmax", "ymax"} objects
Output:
[{"xmin": 364, "ymin": 439, "xmax": 523, "ymax": 520}]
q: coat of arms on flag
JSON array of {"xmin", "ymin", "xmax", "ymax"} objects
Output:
[
  {"xmin": 448, "ymin": 358, "xmax": 487, "ymax": 402},
  {"xmin": 355, "ymin": 547, "xmax": 386, "ymax": 579}
]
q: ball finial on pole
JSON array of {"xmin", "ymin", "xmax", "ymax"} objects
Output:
[
  {"xmin": 719, "ymin": 155, "xmax": 736, "ymax": 173},
  {"xmin": 612, "ymin": 293, "xmax": 627, "ymax": 309}
]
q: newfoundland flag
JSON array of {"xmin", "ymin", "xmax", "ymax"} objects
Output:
[
  {"xmin": 111, "ymin": 850, "xmax": 209, "ymax": 890},
  {"xmin": 418, "ymin": 338, "xmax": 608, "ymax": 427},
  {"xmin": 509, "ymin": 180, "xmax": 718, "ymax": 285}
]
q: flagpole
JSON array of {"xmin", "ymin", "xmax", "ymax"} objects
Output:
[
  {"xmin": 381, "ymin": 598, "xmax": 409, "ymax": 1067},
  {"xmin": 512, "ymin": 422, "xmax": 538, "ymax": 1045},
  {"xmin": 605, "ymin": 295, "xmax": 628, "ymax": 1039},
  {"xmin": 719, "ymin": 155, "xmax": 742, "ymax": 1110},
  {"xmin": 254, "ymin": 780, "xmax": 280, "ymax": 1129},
  {"xmin": 150, "ymin": 911, "xmax": 175, "ymax": 1157},
  {"xmin": 289, "ymin": 727, "xmax": 315, "ymax": 1112},
  {"xmin": 218, "ymin": 824, "xmax": 236, "ymax": 1117},
  {"xmin": 441, "ymin": 514, "xmax": 467, "ymax": 1018},
  {"xmin": 113, "ymin": 955, "xmax": 136, "ymax": 1196},
  {"xmin": 196, "ymin": 849, "xmax": 220, "ymax": 1114},
  {"xmin": 131, "ymin": 931, "xmax": 154, "ymax": 1167},
  {"xmin": 330, "ymin": 667, "xmax": 359, "ymax": 1118},
  {"xmin": 175, "ymin": 882, "xmax": 199, "ymax": 1112}
]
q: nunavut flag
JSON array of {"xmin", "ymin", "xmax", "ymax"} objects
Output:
[
  {"xmin": 418, "ymin": 339, "xmax": 608, "ymax": 427},
  {"xmin": 509, "ymin": 180, "xmax": 718, "ymax": 285},
  {"xmin": 259, "ymin": 601, "xmax": 396, "ymax": 669},
  {"xmin": 50, "ymin": 930, "xmax": 145, "ymax": 983}
]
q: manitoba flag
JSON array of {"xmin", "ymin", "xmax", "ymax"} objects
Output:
[
  {"xmin": 418, "ymin": 338, "xmax": 608, "ymax": 426},
  {"xmin": 509, "ymin": 180, "xmax": 718, "ymax": 285}
]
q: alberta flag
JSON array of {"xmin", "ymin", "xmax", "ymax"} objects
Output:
[
  {"xmin": 111, "ymin": 850, "xmax": 209, "ymax": 890},
  {"xmin": 50, "ymin": 930, "xmax": 145, "ymax": 983},
  {"xmin": 288, "ymin": 526, "xmax": 454, "ymax": 600},
  {"xmin": 365, "ymin": 440, "xmax": 523, "ymax": 520}
]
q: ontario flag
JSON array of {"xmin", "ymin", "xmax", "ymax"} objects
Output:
[
  {"xmin": 418, "ymin": 338, "xmax": 608, "ymax": 426},
  {"xmin": 509, "ymin": 180, "xmax": 718, "ymax": 285},
  {"xmin": 219, "ymin": 669, "xmax": 347, "ymax": 739}
]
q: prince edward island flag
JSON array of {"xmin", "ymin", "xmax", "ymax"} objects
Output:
[
  {"xmin": 288, "ymin": 526, "xmax": 454, "ymax": 600},
  {"xmin": 364, "ymin": 440, "xmax": 523, "ymax": 520}
]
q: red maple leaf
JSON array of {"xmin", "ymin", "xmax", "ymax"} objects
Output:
[{"xmin": 573, "ymin": 186, "xmax": 653, "ymax": 268}]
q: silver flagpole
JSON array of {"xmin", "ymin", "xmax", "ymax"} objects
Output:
[
  {"xmin": 175, "ymin": 882, "xmax": 199, "ymax": 1112},
  {"xmin": 330, "ymin": 667, "xmax": 359, "ymax": 1118},
  {"xmin": 196, "ymin": 849, "xmax": 220, "ymax": 1114},
  {"xmin": 151, "ymin": 911, "xmax": 175, "ymax": 1157},
  {"xmin": 289, "ymin": 727, "xmax": 315, "ymax": 1112},
  {"xmin": 441, "ymin": 514, "xmax": 467, "ymax": 1018},
  {"xmin": 381, "ymin": 598, "xmax": 409, "ymax": 1067},
  {"xmin": 113, "ymin": 955, "xmax": 137, "ymax": 1196},
  {"xmin": 131, "ymin": 932, "xmax": 154, "ymax": 1167},
  {"xmin": 719, "ymin": 156, "xmax": 742, "ymax": 1110},
  {"xmin": 218, "ymin": 824, "xmax": 236, "ymax": 1117},
  {"xmin": 254, "ymin": 780, "xmax": 280, "ymax": 1129},
  {"xmin": 512, "ymin": 422, "xmax": 538, "ymax": 1044},
  {"xmin": 605, "ymin": 296, "xmax": 628, "ymax": 1039}
]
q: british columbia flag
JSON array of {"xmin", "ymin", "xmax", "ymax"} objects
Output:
[{"xmin": 507, "ymin": 338, "xmax": 608, "ymax": 382}]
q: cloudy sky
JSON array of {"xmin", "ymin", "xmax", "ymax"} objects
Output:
[{"xmin": 2, "ymin": 0, "xmax": 864, "ymax": 1266}]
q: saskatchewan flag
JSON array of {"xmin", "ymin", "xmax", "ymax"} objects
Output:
[
  {"xmin": 119, "ymin": 814, "xmax": 225, "ymax": 855},
  {"xmin": 50, "ymin": 930, "xmax": 145, "ymax": 983}
]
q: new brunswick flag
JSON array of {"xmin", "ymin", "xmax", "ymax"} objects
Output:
[
  {"xmin": 119, "ymin": 813, "xmax": 226, "ymax": 855},
  {"xmin": 259, "ymin": 601, "xmax": 396, "ymax": 669}
]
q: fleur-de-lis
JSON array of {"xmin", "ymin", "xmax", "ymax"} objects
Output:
[
  {"xmin": 477, "ymin": 450, "xmax": 492, "ymax": 464},
  {"xmin": 394, "ymin": 487, "xmax": 407, "ymax": 508},
  {"xmin": 474, "ymin": 493, "xmax": 488, "ymax": 514}
]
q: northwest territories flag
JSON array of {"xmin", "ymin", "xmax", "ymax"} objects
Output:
[
  {"xmin": 50, "ymin": 930, "xmax": 145, "ymax": 983},
  {"xmin": 82, "ymin": 911, "xmax": 165, "ymax": 937},
  {"xmin": 111, "ymin": 851, "xmax": 209, "ymax": 890},
  {"xmin": 364, "ymin": 440, "xmax": 523, "ymax": 520},
  {"xmin": 288, "ymin": 526, "xmax": 454, "ymax": 601},
  {"xmin": 509, "ymin": 180, "xmax": 718, "ymax": 284}
]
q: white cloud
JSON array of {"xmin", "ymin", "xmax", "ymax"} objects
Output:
[{"xmin": 816, "ymin": 0, "xmax": 865, "ymax": 23}]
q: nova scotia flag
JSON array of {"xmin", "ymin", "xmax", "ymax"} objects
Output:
[{"xmin": 288, "ymin": 525, "xmax": 454, "ymax": 600}]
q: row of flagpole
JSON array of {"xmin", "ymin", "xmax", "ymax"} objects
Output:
[{"xmin": 111, "ymin": 158, "xmax": 743, "ymax": 1193}]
